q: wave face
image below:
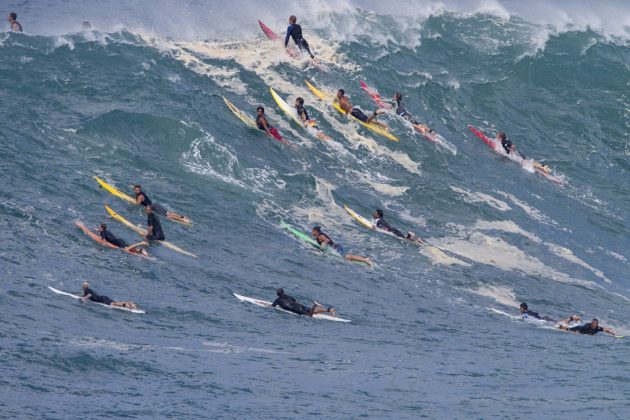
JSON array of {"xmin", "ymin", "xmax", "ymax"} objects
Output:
[{"xmin": 1, "ymin": 1, "xmax": 629, "ymax": 418}]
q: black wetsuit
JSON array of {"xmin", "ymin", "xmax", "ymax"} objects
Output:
[
  {"xmin": 83, "ymin": 287, "xmax": 113, "ymax": 305},
  {"xmin": 569, "ymin": 323, "xmax": 604, "ymax": 335},
  {"xmin": 315, "ymin": 232, "xmax": 347, "ymax": 257},
  {"xmin": 136, "ymin": 191, "xmax": 167, "ymax": 216},
  {"xmin": 394, "ymin": 98, "xmax": 420, "ymax": 125},
  {"xmin": 272, "ymin": 292, "xmax": 311, "ymax": 315},
  {"xmin": 100, "ymin": 229, "xmax": 128, "ymax": 248},
  {"xmin": 147, "ymin": 213, "xmax": 165, "ymax": 241},
  {"xmin": 522, "ymin": 309, "xmax": 541, "ymax": 319},
  {"xmin": 375, "ymin": 217, "xmax": 405, "ymax": 238},
  {"xmin": 256, "ymin": 115, "xmax": 272, "ymax": 131},
  {"xmin": 501, "ymin": 137, "xmax": 513, "ymax": 154},
  {"xmin": 284, "ymin": 23, "xmax": 314, "ymax": 58},
  {"xmin": 296, "ymin": 105, "xmax": 309, "ymax": 121}
]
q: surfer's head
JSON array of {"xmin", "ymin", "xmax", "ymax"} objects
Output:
[
  {"xmin": 145, "ymin": 205, "xmax": 153, "ymax": 214},
  {"xmin": 289, "ymin": 15, "xmax": 297, "ymax": 24},
  {"xmin": 257, "ymin": 106, "xmax": 265, "ymax": 115},
  {"xmin": 8, "ymin": 12, "xmax": 17, "ymax": 22},
  {"xmin": 311, "ymin": 226, "xmax": 322, "ymax": 237},
  {"xmin": 497, "ymin": 132, "xmax": 506, "ymax": 142},
  {"xmin": 276, "ymin": 288, "xmax": 284, "ymax": 296},
  {"xmin": 82, "ymin": 281, "xmax": 89, "ymax": 289},
  {"xmin": 374, "ymin": 209, "xmax": 384, "ymax": 218},
  {"xmin": 520, "ymin": 303, "xmax": 528, "ymax": 313},
  {"xmin": 394, "ymin": 92, "xmax": 402, "ymax": 101},
  {"xmin": 336, "ymin": 89, "xmax": 345, "ymax": 99},
  {"xmin": 133, "ymin": 185, "xmax": 142, "ymax": 195},
  {"xmin": 590, "ymin": 318, "xmax": 599, "ymax": 327},
  {"xmin": 295, "ymin": 97, "xmax": 304, "ymax": 107},
  {"xmin": 99, "ymin": 223, "xmax": 107, "ymax": 232}
]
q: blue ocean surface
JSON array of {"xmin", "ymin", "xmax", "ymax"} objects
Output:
[{"xmin": 1, "ymin": 0, "xmax": 629, "ymax": 418}]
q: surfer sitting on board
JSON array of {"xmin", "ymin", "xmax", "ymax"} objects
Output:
[
  {"xmin": 256, "ymin": 106, "xmax": 281, "ymax": 140},
  {"xmin": 98, "ymin": 223, "xmax": 149, "ymax": 256},
  {"xmin": 145, "ymin": 205, "xmax": 165, "ymax": 241},
  {"xmin": 311, "ymin": 226, "xmax": 373, "ymax": 266},
  {"xmin": 272, "ymin": 288, "xmax": 336, "ymax": 317},
  {"xmin": 285, "ymin": 15, "xmax": 314, "ymax": 59},
  {"xmin": 373, "ymin": 209, "xmax": 424, "ymax": 243},
  {"xmin": 133, "ymin": 185, "xmax": 190, "ymax": 224},
  {"xmin": 391, "ymin": 93, "xmax": 433, "ymax": 135},
  {"xmin": 496, "ymin": 132, "xmax": 552, "ymax": 174},
  {"xmin": 519, "ymin": 303, "xmax": 553, "ymax": 321},
  {"xmin": 81, "ymin": 281, "xmax": 138, "ymax": 310},
  {"xmin": 336, "ymin": 89, "xmax": 388, "ymax": 130},
  {"xmin": 294, "ymin": 97, "xmax": 330, "ymax": 140},
  {"xmin": 556, "ymin": 315, "xmax": 617, "ymax": 336}
]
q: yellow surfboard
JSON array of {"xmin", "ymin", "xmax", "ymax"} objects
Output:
[
  {"xmin": 269, "ymin": 87, "xmax": 303, "ymax": 126},
  {"xmin": 94, "ymin": 176, "xmax": 135, "ymax": 204},
  {"xmin": 343, "ymin": 205, "xmax": 375, "ymax": 230},
  {"xmin": 104, "ymin": 205, "xmax": 197, "ymax": 258},
  {"xmin": 304, "ymin": 80, "xmax": 399, "ymax": 142},
  {"xmin": 223, "ymin": 96, "xmax": 258, "ymax": 130}
]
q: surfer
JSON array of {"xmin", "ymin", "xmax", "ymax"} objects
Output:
[
  {"xmin": 519, "ymin": 303, "xmax": 553, "ymax": 321},
  {"xmin": 8, "ymin": 12, "xmax": 22, "ymax": 32},
  {"xmin": 272, "ymin": 288, "xmax": 336, "ymax": 317},
  {"xmin": 133, "ymin": 185, "xmax": 190, "ymax": 224},
  {"xmin": 145, "ymin": 205, "xmax": 165, "ymax": 241},
  {"xmin": 81, "ymin": 281, "xmax": 138, "ymax": 310},
  {"xmin": 294, "ymin": 97, "xmax": 330, "ymax": 140},
  {"xmin": 556, "ymin": 316, "xmax": 617, "ymax": 336},
  {"xmin": 496, "ymin": 132, "xmax": 552, "ymax": 174},
  {"xmin": 285, "ymin": 15, "xmax": 314, "ymax": 59},
  {"xmin": 391, "ymin": 93, "xmax": 433, "ymax": 134},
  {"xmin": 256, "ymin": 106, "xmax": 281, "ymax": 140},
  {"xmin": 98, "ymin": 223, "xmax": 149, "ymax": 256},
  {"xmin": 372, "ymin": 209, "xmax": 424, "ymax": 243},
  {"xmin": 336, "ymin": 89, "xmax": 388, "ymax": 129},
  {"xmin": 311, "ymin": 226, "xmax": 373, "ymax": 266}
]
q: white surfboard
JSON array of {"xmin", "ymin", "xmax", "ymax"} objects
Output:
[
  {"xmin": 49, "ymin": 286, "xmax": 145, "ymax": 314},
  {"xmin": 233, "ymin": 293, "xmax": 350, "ymax": 322}
]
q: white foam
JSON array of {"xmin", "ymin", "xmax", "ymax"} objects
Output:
[
  {"xmin": 468, "ymin": 285, "xmax": 519, "ymax": 308},
  {"xmin": 451, "ymin": 186, "xmax": 511, "ymax": 211}
]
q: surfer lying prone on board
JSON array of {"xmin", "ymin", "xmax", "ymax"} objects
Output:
[
  {"xmin": 519, "ymin": 302, "xmax": 554, "ymax": 321},
  {"xmin": 294, "ymin": 97, "xmax": 331, "ymax": 140},
  {"xmin": 496, "ymin": 132, "xmax": 552, "ymax": 174},
  {"xmin": 390, "ymin": 92, "xmax": 433, "ymax": 135},
  {"xmin": 285, "ymin": 15, "xmax": 314, "ymax": 59},
  {"xmin": 256, "ymin": 106, "xmax": 282, "ymax": 140},
  {"xmin": 556, "ymin": 315, "xmax": 617, "ymax": 336},
  {"xmin": 272, "ymin": 288, "xmax": 336, "ymax": 317},
  {"xmin": 311, "ymin": 226, "xmax": 373, "ymax": 266},
  {"xmin": 82, "ymin": 281, "xmax": 138, "ymax": 310},
  {"xmin": 336, "ymin": 89, "xmax": 388, "ymax": 130},
  {"xmin": 373, "ymin": 209, "xmax": 425, "ymax": 243},
  {"xmin": 133, "ymin": 185, "xmax": 190, "ymax": 224},
  {"xmin": 98, "ymin": 223, "xmax": 149, "ymax": 256}
]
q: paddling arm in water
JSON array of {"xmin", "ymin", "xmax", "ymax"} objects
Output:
[
  {"xmin": 81, "ymin": 281, "xmax": 138, "ymax": 310},
  {"xmin": 133, "ymin": 185, "xmax": 190, "ymax": 224},
  {"xmin": 284, "ymin": 15, "xmax": 315, "ymax": 59},
  {"xmin": 311, "ymin": 226, "xmax": 373, "ymax": 266},
  {"xmin": 392, "ymin": 93, "xmax": 433, "ymax": 134},
  {"xmin": 272, "ymin": 288, "xmax": 336, "ymax": 317},
  {"xmin": 336, "ymin": 89, "xmax": 388, "ymax": 130},
  {"xmin": 372, "ymin": 209, "xmax": 425, "ymax": 243},
  {"xmin": 557, "ymin": 316, "xmax": 616, "ymax": 336}
]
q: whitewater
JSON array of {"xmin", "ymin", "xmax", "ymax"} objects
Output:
[{"xmin": 1, "ymin": 0, "xmax": 629, "ymax": 418}]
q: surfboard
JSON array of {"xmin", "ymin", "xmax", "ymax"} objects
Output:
[
  {"xmin": 258, "ymin": 20, "xmax": 300, "ymax": 59},
  {"xmin": 280, "ymin": 221, "xmax": 370, "ymax": 267},
  {"xmin": 468, "ymin": 125, "xmax": 564, "ymax": 185},
  {"xmin": 343, "ymin": 205, "xmax": 375, "ymax": 230},
  {"xmin": 360, "ymin": 80, "xmax": 392, "ymax": 109},
  {"xmin": 104, "ymin": 205, "xmax": 197, "ymax": 258},
  {"xmin": 49, "ymin": 286, "xmax": 146, "ymax": 314},
  {"xmin": 233, "ymin": 292, "xmax": 350, "ymax": 322},
  {"xmin": 343, "ymin": 205, "xmax": 426, "ymax": 245},
  {"xmin": 269, "ymin": 87, "xmax": 330, "ymax": 140},
  {"xmin": 304, "ymin": 80, "xmax": 399, "ymax": 142},
  {"xmin": 75, "ymin": 221, "xmax": 152, "ymax": 259},
  {"xmin": 223, "ymin": 96, "xmax": 285, "ymax": 143},
  {"xmin": 94, "ymin": 176, "xmax": 191, "ymax": 226}
]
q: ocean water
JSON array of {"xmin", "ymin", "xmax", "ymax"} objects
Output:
[{"xmin": 1, "ymin": 0, "xmax": 629, "ymax": 418}]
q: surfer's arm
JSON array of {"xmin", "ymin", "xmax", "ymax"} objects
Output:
[
  {"xmin": 284, "ymin": 25, "xmax": 292, "ymax": 48},
  {"xmin": 81, "ymin": 293, "xmax": 92, "ymax": 302},
  {"xmin": 603, "ymin": 327, "xmax": 616, "ymax": 336}
]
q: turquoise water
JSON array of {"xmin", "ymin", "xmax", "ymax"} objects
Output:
[{"xmin": 1, "ymin": 1, "xmax": 629, "ymax": 418}]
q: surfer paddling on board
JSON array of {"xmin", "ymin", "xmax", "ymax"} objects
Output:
[
  {"xmin": 97, "ymin": 223, "xmax": 149, "ymax": 256},
  {"xmin": 133, "ymin": 185, "xmax": 190, "ymax": 224},
  {"xmin": 285, "ymin": 15, "xmax": 314, "ymax": 59},
  {"xmin": 373, "ymin": 209, "xmax": 424, "ymax": 243},
  {"xmin": 256, "ymin": 106, "xmax": 282, "ymax": 140},
  {"xmin": 294, "ymin": 97, "xmax": 330, "ymax": 140},
  {"xmin": 390, "ymin": 92, "xmax": 433, "ymax": 135},
  {"xmin": 556, "ymin": 315, "xmax": 617, "ymax": 336},
  {"xmin": 496, "ymin": 132, "xmax": 552, "ymax": 174},
  {"xmin": 145, "ymin": 205, "xmax": 165, "ymax": 241},
  {"xmin": 81, "ymin": 282, "xmax": 138, "ymax": 310},
  {"xmin": 272, "ymin": 288, "xmax": 336, "ymax": 317},
  {"xmin": 311, "ymin": 226, "xmax": 373, "ymax": 266},
  {"xmin": 336, "ymin": 89, "xmax": 388, "ymax": 129},
  {"xmin": 519, "ymin": 303, "xmax": 553, "ymax": 321},
  {"xmin": 8, "ymin": 12, "xmax": 23, "ymax": 32}
]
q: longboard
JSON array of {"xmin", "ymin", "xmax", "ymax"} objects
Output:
[
  {"xmin": 75, "ymin": 221, "xmax": 152, "ymax": 259},
  {"xmin": 94, "ymin": 176, "xmax": 191, "ymax": 226},
  {"xmin": 233, "ymin": 293, "xmax": 350, "ymax": 322},
  {"xmin": 49, "ymin": 286, "xmax": 145, "ymax": 314},
  {"xmin": 280, "ymin": 221, "xmax": 370, "ymax": 267},
  {"xmin": 468, "ymin": 125, "xmax": 564, "ymax": 185},
  {"xmin": 304, "ymin": 80, "xmax": 399, "ymax": 142},
  {"xmin": 223, "ymin": 96, "xmax": 286, "ymax": 143},
  {"xmin": 269, "ymin": 86, "xmax": 330, "ymax": 140},
  {"xmin": 104, "ymin": 205, "xmax": 197, "ymax": 258}
]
